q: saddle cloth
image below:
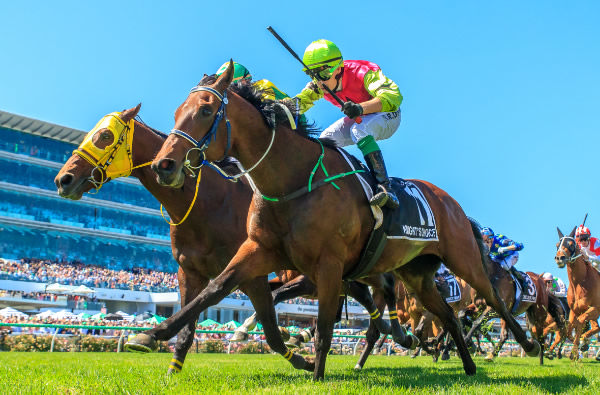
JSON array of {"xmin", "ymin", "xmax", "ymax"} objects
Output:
[
  {"xmin": 511, "ymin": 271, "xmax": 537, "ymax": 313},
  {"xmin": 435, "ymin": 274, "xmax": 462, "ymax": 303},
  {"xmin": 336, "ymin": 148, "xmax": 438, "ymax": 242}
]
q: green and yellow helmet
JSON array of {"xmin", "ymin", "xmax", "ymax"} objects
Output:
[
  {"xmin": 302, "ymin": 39, "xmax": 343, "ymax": 80},
  {"xmin": 215, "ymin": 61, "xmax": 252, "ymax": 82}
]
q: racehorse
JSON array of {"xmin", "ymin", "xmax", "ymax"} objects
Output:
[
  {"xmin": 465, "ymin": 264, "xmax": 558, "ymax": 364},
  {"xmin": 132, "ymin": 65, "xmax": 539, "ymax": 380},
  {"xmin": 54, "ymin": 106, "xmax": 398, "ymax": 373},
  {"xmin": 542, "ymin": 294, "xmax": 570, "ymax": 360},
  {"xmin": 555, "ymin": 227, "xmax": 600, "ymax": 361}
]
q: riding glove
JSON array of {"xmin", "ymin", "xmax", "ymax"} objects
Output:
[{"xmin": 342, "ymin": 101, "xmax": 364, "ymax": 119}]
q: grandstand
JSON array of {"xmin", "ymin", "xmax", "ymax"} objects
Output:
[{"xmin": 0, "ymin": 110, "xmax": 369, "ymax": 328}]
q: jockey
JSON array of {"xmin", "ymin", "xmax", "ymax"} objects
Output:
[
  {"xmin": 575, "ymin": 225, "xmax": 600, "ymax": 270},
  {"xmin": 481, "ymin": 227, "xmax": 526, "ymax": 282},
  {"xmin": 294, "ymin": 39, "xmax": 402, "ymax": 209},
  {"xmin": 216, "ymin": 62, "xmax": 305, "ymax": 125},
  {"xmin": 541, "ymin": 272, "xmax": 567, "ymax": 297}
]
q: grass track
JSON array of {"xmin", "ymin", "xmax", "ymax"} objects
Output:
[{"xmin": 0, "ymin": 353, "xmax": 598, "ymax": 394}]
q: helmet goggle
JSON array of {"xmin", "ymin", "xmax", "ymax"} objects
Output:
[{"xmin": 305, "ymin": 59, "xmax": 342, "ymax": 81}]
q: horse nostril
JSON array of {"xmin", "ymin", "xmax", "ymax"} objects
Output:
[{"xmin": 59, "ymin": 173, "xmax": 73, "ymax": 188}]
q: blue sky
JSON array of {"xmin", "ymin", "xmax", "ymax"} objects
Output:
[{"xmin": 1, "ymin": 1, "xmax": 599, "ymax": 281}]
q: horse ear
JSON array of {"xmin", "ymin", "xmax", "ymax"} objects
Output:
[
  {"xmin": 121, "ymin": 103, "xmax": 142, "ymax": 122},
  {"xmin": 214, "ymin": 59, "xmax": 233, "ymax": 92},
  {"xmin": 568, "ymin": 226, "xmax": 577, "ymax": 238},
  {"xmin": 557, "ymin": 227, "xmax": 564, "ymax": 239}
]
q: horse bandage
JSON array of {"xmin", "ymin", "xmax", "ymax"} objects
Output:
[
  {"xmin": 388, "ymin": 310, "xmax": 398, "ymax": 320},
  {"xmin": 369, "ymin": 309, "xmax": 381, "ymax": 320},
  {"xmin": 169, "ymin": 358, "xmax": 183, "ymax": 371},
  {"xmin": 283, "ymin": 350, "xmax": 293, "ymax": 360}
]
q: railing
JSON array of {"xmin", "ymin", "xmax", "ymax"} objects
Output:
[{"xmin": 1, "ymin": 323, "xmax": 598, "ymax": 356}]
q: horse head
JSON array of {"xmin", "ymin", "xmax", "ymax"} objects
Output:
[
  {"xmin": 54, "ymin": 104, "xmax": 141, "ymax": 199},
  {"xmin": 152, "ymin": 63, "xmax": 235, "ymax": 188},
  {"xmin": 554, "ymin": 226, "xmax": 578, "ymax": 268}
]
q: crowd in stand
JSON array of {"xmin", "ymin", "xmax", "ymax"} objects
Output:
[{"xmin": 0, "ymin": 257, "xmax": 179, "ymax": 292}]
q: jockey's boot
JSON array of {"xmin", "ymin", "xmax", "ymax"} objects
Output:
[
  {"xmin": 509, "ymin": 266, "xmax": 526, "ymax": 284},
  {"xmin": 364, "ymin": 150, "xmax": 399, "ymax": 209}
]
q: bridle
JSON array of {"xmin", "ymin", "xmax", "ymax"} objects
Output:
[
  {"xmin": 170, "ymin": 86, "xmax": 277, "ymax": 181},
  {"xmin": 556, "ymin": 236, "xmax": 582, "ymax": 264}
]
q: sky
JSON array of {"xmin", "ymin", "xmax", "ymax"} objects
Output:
[{"xmin": 1, "ymin": 1, "xmax": 599, "ymax": 281}]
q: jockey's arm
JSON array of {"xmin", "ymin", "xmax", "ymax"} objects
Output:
[{"xmin": 363, "ymin": 69, "xmax": 402, "ymax": 113}]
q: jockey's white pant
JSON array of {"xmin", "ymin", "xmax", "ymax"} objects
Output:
[
  {"xmin": 493, "ymin": 252, "xmax": 519, "ymax": 271},
  {"xmin": 319, "ymin": 109, "xmax": 401, "ymax": 148}
]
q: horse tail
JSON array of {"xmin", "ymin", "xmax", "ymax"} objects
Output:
[
  {"xmin": 468, "ymin": 217, "xmax": 490, "ymax": 276},
  {"xmin": 547, "ymin": 293, "xmax": 568, "ymax": 337}
]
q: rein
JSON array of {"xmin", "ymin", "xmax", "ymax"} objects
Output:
[{"xmin": 172, "ymin": 84, "xmax": 364, "ymax": 203}]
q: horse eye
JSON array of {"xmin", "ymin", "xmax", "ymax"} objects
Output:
[
  {"xmin": 201, "ymin": 107, "xmax": 212, "ymax": 117},
  {"xmin": 102, "ymin": 131, "xmax": 112, "ymax": 139}
]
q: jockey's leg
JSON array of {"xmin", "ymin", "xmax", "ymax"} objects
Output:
[{"xmin": 360, "ymin": 138, "xmax": 399, "ymax": 209}]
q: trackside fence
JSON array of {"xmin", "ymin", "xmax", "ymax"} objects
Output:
[{"xmin": 0, "ymin": 323, "xmax": 598, "ymax": 357}]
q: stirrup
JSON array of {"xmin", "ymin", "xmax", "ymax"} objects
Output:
[{"xmin": 370, "ymin": 185, "xmax": 399, "ymax": 209}]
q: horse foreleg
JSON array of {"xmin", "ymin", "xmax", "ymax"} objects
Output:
[
  {"xmin": 397, "ymin": 260, "xmax": 476, "ymax": 376},
  {"xmin": 354, "ymin": 320, "xmax": 382, "ymax": 371},
  {"xmin": 168, "ymin": 270, "xmax": 207, "ymax": 374},
  {"xmin": 580, "ymin": 319, "xmax": 600, "ymax": 354},
  {"xmin": 313, "ymin": 261, "xmax": 343, "ymax": 381},
  {"xmin": 346, "ymin": 281, "xmax": 391, "ymax": 337},
  {"xmin": 379, "ymin": 273, "xmax": 418, "ymax": 348},
  {"xmin": 486, "ymin": 320, "xmax": 508, "ymax": 362}
]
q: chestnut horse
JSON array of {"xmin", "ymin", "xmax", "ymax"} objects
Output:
[
  {"xmin": 132, "ymin": 65, "xmax": 539, "ymax": 380},
  {"xmin": 555, "ymin": 227, "xmax": 600, "ymax": 361},
  {"xmin": 54, "ymin": 106, "xmax": 398, "ymax": 373}
]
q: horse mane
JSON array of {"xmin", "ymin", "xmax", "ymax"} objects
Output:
[
  {"xmin": 195, "ymin": 75, "xmax": 337, "ymax": 149},
  {"xmin": 134, "ymin": 116, "xmax": 169, "ymax": 140}
]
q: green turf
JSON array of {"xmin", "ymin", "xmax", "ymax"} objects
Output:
[{"xmin": 0, "ymin": 353, "xmax": 598, "ymax": 394}]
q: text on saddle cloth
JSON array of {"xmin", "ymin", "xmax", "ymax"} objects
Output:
[
  {"xmin": 511, "ymin": 271, "xmax": 537, "ymax": 314},
  {"xmin": 435, "ymin": 275, "xmax": 462, "ymax": 303}
]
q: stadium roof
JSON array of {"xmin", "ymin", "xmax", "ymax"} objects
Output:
[{"xmin": 0, "ymin": 110, "xmax": 86, "ymax": 145}]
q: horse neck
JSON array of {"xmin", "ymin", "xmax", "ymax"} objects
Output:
[
  {"xmin": 130, "ymin": 122, "xmax": 214, "ymax": 222},
  {"xmin": 228, "ymin": 97, "xmax": 326, "ymax": 198},
  {"xmin": 566, "ymin": 256, "xmax": 590, "ymax": 287}
]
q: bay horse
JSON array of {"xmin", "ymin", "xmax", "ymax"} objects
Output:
[
  {"xmin": 54, "ymin": 106, "xmax": 400, "ymax": 373},
  {"xmin": 133, "ymin": 64, "xmax": 539, "ymax": 380},
  {"xmin": 465, "ymin": 264, "xmax": 559, "ymax": 364},
  {"xmin": 555, "ymin": 227, "xmax": 600, "ymax": 361}
]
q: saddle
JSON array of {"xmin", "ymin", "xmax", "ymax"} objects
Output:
[{"xmin": 336, "ymin": 149, "xmax": 438, "ymax": 280}]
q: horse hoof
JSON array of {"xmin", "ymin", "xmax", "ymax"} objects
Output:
[
  {"xmin": 580, "ymin": 344, "xmax": 590, "ymax": 352},
  {"xmin": 124, "ymin": 333, "xmax": 158, "ymax": 353},
  {"xmin": 230, "ymin": 330, "xmax": 249, "ymax": 342},
  {"xmin": 441, "ymin": 352, "xmax": 450, "ymax": 361},
  {"xmin": 303, "ymin": 356, "xmax": 316, "ymax": 372},
  {"xmin": 354, "ymin": 364, "xmax": 362, "ymax": 371},
  {"xmin": 525, "ymin": 340, "xmax": 541, "ymax": 357},
  {"xmin": 484, "ymin": 353, "xmax": 494, "ymax": 362},
  {"xmin": 285, "ymin": 337, "xmax": 302, "ymax": 349},
  {"xmin": 167, "ymin": 368, "xmax": 179, "ymax": 375},
  {"xmin": 408, "ymin": 334, "xmax": 420, "ymax": 350},
  {"xmin": 279, "ymin": 327, "xmax": 291, "ymax": 342}
]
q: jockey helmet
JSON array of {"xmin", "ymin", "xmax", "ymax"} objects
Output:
[
  {"xmin": 216, "ymin": 62, "xmax": 252, "ymax": 83},
  {"xmin": 481, "ymin": 227, "xmax": 494, "ymax": 238},
  {"xmin": 302, "ymin": 39, "xmax": 343, "ymax": 81},
  {"xmin": 575, "ymin": 225, "xmax": 591, "ymax": 239},
  {"xmin": 541, "ymin": 272, "xmax": 554, "ymax": 282}
]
